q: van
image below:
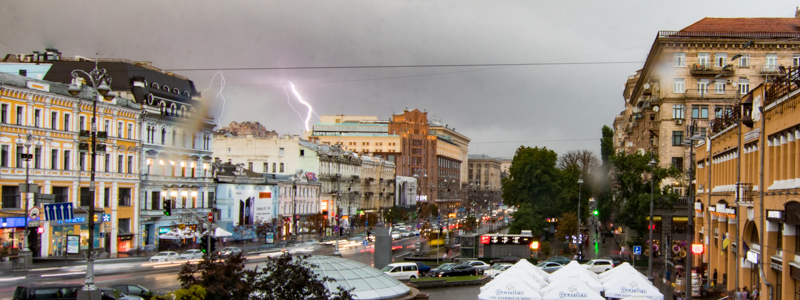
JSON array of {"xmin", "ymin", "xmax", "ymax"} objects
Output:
[
  {"xmin": 380, "ymin": 262, "xmax": 420, "ymax": 280},
  {"xmin": 13, "ymin": 284, "xmax": 83, "ymax": 300}
]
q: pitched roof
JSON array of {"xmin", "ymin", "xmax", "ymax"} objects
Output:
[{"xmin": 680, "ymin": 17, "xmax": 800, "ymax": 33}]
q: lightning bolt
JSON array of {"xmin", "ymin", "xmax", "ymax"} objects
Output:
[
  {"xmin": 202, "ymin": 71, "xmax": 227, "ymax": 127},
  {"xmin": 288, "ymin": 81, "xmax": 316, "ymax": 132}
]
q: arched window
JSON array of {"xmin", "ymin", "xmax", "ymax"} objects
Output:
[
  {"xmin": 172, "ymin": 130, "xmax": 177, "ymax": 146},
  {"xmin": 161, "ymin": 128, "xmax": 166, "ymax": 145}
]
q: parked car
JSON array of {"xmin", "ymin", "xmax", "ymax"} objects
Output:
[
  {"xmin": 415, "ymin": 262, "xmax": 431, "ymax": 275},
  {"xmin": 109, "ymin": 285, "xmax": 153, "ymax": 298},
  {"xmin": 179, "ymin": 249, "xmax": 204, "ymax": 260},
  {"xmin": 462, "ymin": 261, "xmax": 491, "ymax": 274},
  {"xmin": 582, "ymin": 259, "xmax": 615, "ymax": 273},
  {"xmin": 485, "ymin": 263, "xmax": 513, "ymax": 278},
  {"xmin": 490, "ymin": 255, "xmax": 521, "ymax": 264},
  {"xmin": 545, "ymin": 256, "xmax": 572, "ymax": 265},
  {"xmin": 430, "ymin": 264, "xmax": 478, "ymax": 277},
  {"xmin": 536, "ymin": 261, "xmax": 564, "ymax": 273},
  {"xmin": 219, "ymin": 247, "xmax": 243, "ymax": 257},
  {"xmin": 381, "ymin": 262, "xmax": 420, "ymax": 280},
  {"xmin": 428, "ymin": 263, "xmax": 457, "ymax": 277},
  {"xmin": 149, "ymin": 251, "xmax": 179, "ymax": 262},
  {"xmin": 98, "ymin": 289, "xmax": 143, "ymax": 300},
  {"xmin": 12, "ymin": 284, "xmax": 126, "ymax": 300}
]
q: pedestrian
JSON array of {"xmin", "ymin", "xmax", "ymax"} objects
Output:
[
  {"xmin": 742, "ymin": 287, "xmax": 749, "ymax": 300},
  {"xmin": 752, "ymin": 285, "xmax": 759, "ymax": 300},
  {"xmin": 713, "ymin": 269, "xmax": 718, "ymax": 286}
]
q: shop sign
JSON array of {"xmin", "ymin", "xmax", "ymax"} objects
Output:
[
  {"xmin": 785, "ymin": 202, "xmax": 800, "ymax": 225},
  {"xmin": 266, "ymin": 232, "xmax": 274, "ymax": 244},
  {"xmin": 118, "ymin": 235, "xmax": 133, "ymax": 241},
  {"xmin": 0, "ymin": 217, "xmax": 26, "ymax": 228},
  {"xmin": 53, "ymin": 217, "xmax": 86, "ymax": 225},
  {"xmin": 158, "ymin": 227, "xmax": 171, "ymax": 234},
  {"xmin": 767, "ymin": 210, "xmax": 784, "ymax": 222},
  {"xmin": 486, "ymin": 235, "xmax": 535, "ymax": 245},
  {"xmin": 694, "ymin": 202, "xmax": 703, "ymax": 211}
]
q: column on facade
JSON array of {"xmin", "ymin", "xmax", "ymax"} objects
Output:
[
  {"xmin": 787, "ymin": 133, "xmax": 796, "ymax": 188},
  {"xmin": 782, "ymin": 224, "xmax": 796, "ymax": 300},
  {"xmin": 726, "ymin": 213, "xmax": 738, "ymax": 291},
  {"xmin": 795, "ymin": 129, "xmax": 800, "ymax": 188},
  {"xmin": 717, "ymin": 212, "xmax": 728, "ymax": 287},
  {"xmin": 781, "ymin": 134, "xmax": 788, "ymax": 188},
  {"xmin": 110, "ymin": 181, "xmax": 118, "ymax": 256},
  {"xmin": 767, "ymin": 138, "xmax": 776, "ymax": 189}
]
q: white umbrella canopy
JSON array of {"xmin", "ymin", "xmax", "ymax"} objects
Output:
[
  {"xmin": 544, "ymin": 274, "xmax": 603, "ymax": 293},
  {"xmin": 202, "ymin": 227, "xmax": 234, "ymax": 237},
  {"xmin": 482, "ymin": 269, "xmax": 547, "ymax": 292},
  {"xmin": 603, "ymin": 276, "xmax": 663, "ymax": 300},
  {"xmin": 600, "ymin": 270, "xmax": 648, "ymax": 284},
  {"xmin": 516, "ymin": 258, "xmax": 550, "ymax": 279},
  {"xmin": 599, "ymin": 262, "xmax": 636, "ymax": 278},
  {"xmin": 622, "ymin": 296, "xmax": 655, "ymax": 300},
  {"xmin": 549, "ymin": 261, "xmax": 599, "ymax": 280},
  {"xmin": 503, "ymin": 264, "xmax": 548, "ymax": 282},
  {"xmin": 479, "ymin": 277, "xmax": 544, "ymax": 300},
  {"xmin": 541, "ymin": 279, "xmax": 604, "ymax": 300}
]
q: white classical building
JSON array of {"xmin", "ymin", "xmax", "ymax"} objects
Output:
[{"xmin": 212, "ymin": 134, "xmax": 319, "ymax": 175}]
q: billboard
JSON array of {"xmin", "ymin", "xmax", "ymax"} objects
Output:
[
  {"xmin": 233, "ymin": 188, "xmax": 274, "ymax": 226},
  {"xmin": 395, "ymin": 176, "xmax": 418, "ymax": 207}
]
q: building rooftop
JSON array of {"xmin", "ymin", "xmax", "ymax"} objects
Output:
[
  {"xmin": 680, "ymin": 17, "xmax": 800, "ymax": 34},
  {"xmin": 468, "ymin": 154, "xmax": 499, "ymax": 160},
  {"xmin": 0, "ymin": 72, "xmax": 139, "ymax": 109}
]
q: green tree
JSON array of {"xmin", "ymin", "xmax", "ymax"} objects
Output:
[
  {"xmin": 610, "ymin": 151, "xmax": 681, "ymax": 237},
  {"xmin": 502, "ymin": 146, "xmax": 561, "ymax": 218},
  {"xmin": 428, "ymin": 204, "xmax": 439, "ymax": 218},
  {"xmin": 507, "ymin": 203, "xmax": 546, "ymax": 236},
  {"xmin": 541, "ymin": 241, "xmax": 552, "ymax": 258},
  {"xmin": 464, "ymin": 215, "xmax": 478, "ymax": 232},
  {"xmin": 554, "ymin": 211, "xmax": 577, "ymax": 241},
  {"xmin": 594, "ymin": 125, "xmax": 616, "ymax": 224}
]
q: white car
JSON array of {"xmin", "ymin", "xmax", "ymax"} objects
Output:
[
  {"xmin": 391, "ymin": 232, "xmax": 402, "ymax": 240},
  {"xmin": 485, "ymin": 263, "xmax": 513, "ymax": 278},
  {"xmin": 179, "ymin": 249, "xmax": 204, "ymax": 260},
  {"xmin": 582, "ymin": 259, "xmax": 615, "ymax": 273},
  {"xmin": 401, "ymin": 231, "xmax": 413, "ymax": 237},
  {"xmin": 463, "ymin": 260, "xmax": 491, "ymax": 273},
  {"xmin": 149, "ymin": 251, "xmax": 179, "ymax": 262}
]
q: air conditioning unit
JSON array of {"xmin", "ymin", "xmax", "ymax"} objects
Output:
[{"xmin": 675, "ymin": 119, "xmax": 684, "ymax": 125}]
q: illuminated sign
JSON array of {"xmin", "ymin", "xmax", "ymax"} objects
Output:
[
  {"xmin": 691, "ymin": 244, "xmax": 704, "ymax": 254},
  {"xmin": 485, "ymin": 235, "xmax": 535, "ymax": 245},
  {"xmin": 54, "ymin": 217, "xmax": 86, "ymax": 225},
  {"xmin": 321, "ymin": 200, "xmax": 328, "ymax": 211},
  {"xmin": 531, "ymin": 241, "xmax": 540, "ymax": 250},
  {"xmin": 158, "ymin": 227, "xmax": 170, "ymax": 234},
  {"xmin": 480, "ymin": 235, "xmax": 491, "ymax": 244},
  {"xmin": 259, "ymin": 192, "xmax": 272, "ymax": 198}
]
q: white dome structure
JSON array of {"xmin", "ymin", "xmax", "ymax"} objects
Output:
[{"xmin": 304, "ymin": 256, "xmax": 411, "ymax": 300}]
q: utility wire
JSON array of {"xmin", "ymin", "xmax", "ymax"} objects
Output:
[
  {"xmin": 472, "ymin": 138, "xmax": 598, "ymax": 144},
  {"xmin": 166, "ymin": 61, "xmax": 644, "ymax": 72}
]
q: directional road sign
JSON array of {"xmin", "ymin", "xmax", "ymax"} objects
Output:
[
  {"xmin": 44, "ymin": 203, "xmax": 73, "ymax": 221},
  {"xmin": 362, "ymin": 239, "xmax": 368, "ymax": 246},
  {"xmin": 633, "ymin": 245, "xmax": 642, "ymax": 255}
]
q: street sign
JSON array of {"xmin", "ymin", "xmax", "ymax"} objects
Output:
[
  {"xmin": 28, "ymin": 220, "xmax": 40, "ymax": 227},
  {"xmin": 633, "ymin": 246, "xmax": 642, "ymax": 255},
  {"xmin": 44, "ymin": 203, "xmax": 73, "ymax": 221},
  {"xmin": 102, "ymin": 214, "xmax": 111, "ymax": 222},
  {"xmin": 416, "ymin": 223, "xmax": 421, "ymax": 229},
  {"xmin": 362, "ymin": 239, "xmax": 368, "ymax": 246},
  {"xmin": 29, "ymin": 207, "xmax": 40, "ymax": 220},
  {"xmin": 207, "ymin": 212, "xmax": 214, "ymax": 223},
  {"xmin": 334, "ymin": 225, "xmax": 340, "ymax": 232}
]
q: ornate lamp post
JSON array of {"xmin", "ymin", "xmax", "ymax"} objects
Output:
[
  {"xmin": 17, "ymin": 133, "xmax": 38, "ymax": 257},
  {"xmin": 413, "ymin": 169, "xmax": 427, "ymax": 256},
  {"xmin": 67, "ymin": 63, "xmax": 115, "ymax": 298},
  {"xmin": 577, "ymin": 174, "xmax": 584, "ymax": 259},
  {"xmin": 648, "ymin": 152, "xmax": 657, "ymax": 280}
]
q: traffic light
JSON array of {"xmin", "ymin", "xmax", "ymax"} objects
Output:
[
  {"xmin": 592, "ymin": 210, "xmax": 598, "ymax": 216},
  {"xmin": 163, "ymin": 199, "xmax": 172, "ymax": 216},
  {"xmin": 209, "ymin": 237, "xmax": 217, "ymax": 253},
  {"xmin": 200, "ymin": 236, "xmax": 208, "ymax": 253}
]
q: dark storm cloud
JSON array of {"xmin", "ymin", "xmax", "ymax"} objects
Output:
[{"xmin": 1, "ymin": 0, "xmax": 796, "ymax": 157}]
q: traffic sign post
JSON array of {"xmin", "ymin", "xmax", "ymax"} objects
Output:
[{"xmin": 633, "ymin": 245, "xmax": 641, "ymax": 267}]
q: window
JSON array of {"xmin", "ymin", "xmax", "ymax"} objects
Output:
[
  {"xmin": 104, "ymin": 154, "xmax": 110, "ymax": 172},
  {"xmin": 674, "ymin": 53, "xmax": 686, "ymax": 67},
  {"xmin": 104, "ymin": 188, "xmax": 110, "ymax": 207},
  {"xmin": 34, "ymin": 147, "xmax": 40, "ymax": 168},
  {"xmin": 118, "ymin": 155, "xmax": 123, "ymax": 173},
  {"xmin": 739, "ymin": 54, "xmax": 750, "ymax": 67},
  {"xmin": 263, "ymin": 162, "xmax": 268, "ymax": 172},
  {"xmin": 51, "ymin": 111, "xmax": 57, "ymax": 129},
  {"xmin": 715, "ymin": 53, "xmax": 727, "ymax": 68},
  {"xmin": 279, "ymin": 148, "xmax": 285, "ymax": 156},
  {"xmin": 151, "ymin": 191, "xmax": 161, "ymax": 211},
  {"xmin": 127, "ymin": 123, "xmax": 133, "ymax": 139},
  {"xmin": 0, "ymin": 104, "xmax": 7, "ymax": 124},
  {"xmin": 104, "ymin": 120, "xmax": 110, "ymax": 133},
  {"xmin": 248, "ymin": 162, "xmax": 253, "ymax": 170},
  {"xmin": 15, "ymin": 146, "xmax": 22, "ymax": 168},
  {"xmin": 118, "ymin": 188, "xmax": 131, "ymax": 206},
  {"xmin": 672, "ymin": 131, "xmax": 684, "ymax": 146},
  {"xmin": 79, "ymin": 154, "xmax": 85, "ymax": 171},
  {"xmin": 118, "ymin": 218, "xmax": 131, "ymax": 233},
  {"xmin": 15, "ymin": 106, "xmax": 22, "ymax": 125},
  {"xmin": 50, "ymin": 149, "xmax": 57, "ymax": 170},
  {"xmin": 172, "ymin": 130, "xmax": 176, "ymax": 146},
  {"xmin": 0, "ymin": 145, "xmax": 7, "ymax": 167},
  {"xmin": 794, "ymin": 54, "xmax": 800, "ymax": 67},
  {"xmin": 700, "ymin": 127, "xmax": 707, "ymax": 138},
  {"xmin": 117, "ymin": 122, "xmax": 123, "ymax": 138},
  {"xmin": 63, "ymin": 150, "xmax": 70, "ymax": 170},
  {"xmin": 697, "ymin": 80, "xmax": 709, "ymax": 97},
  {"xmin": 712, "ymin": 80, "xmax": 725, "ymax": 94},
  {"xmin": 673, "ymin": 78, "xmax": 685, "ymax": 93},
  {"xmin": 698, "ymin": 53, "xmax": 710, "ymax": 67},
  {"xmin": 739, "ymin": 79, "xmax": 750, "ymax": 95},
  {"xmin": 34, "ymin": 109, "xmax": 40, "ymax": 127},
  {"xmin": 80, "ymin": 187, "xmax": 91, "ymax": 207},
  {"xmin": 300, "ymin": 149, "xmax": 305, "ymax": 156},
  {"xmin": 63, "ymin": 114, "xmax": 70, "ymax": 131},
  {"xmin": 272, "ymin": 163, "xmax": 276, "ymax": 172},
  {"xmin": 79, "ymin": 116, "xmax": 85, "ymax": 131},
  {"xmin": 766, "ymin": 53, "xmax": 778, "ymax": 66},
  {"xmin": 280, "ymin": 163, "xmax": 284, "ymax": 172},
  {"xmin": 127, "ymin": 156, "xmax": 133, "ymax": 174},
  {"xmin": 673, "ymin": 104, "xmax": 684, "ymax": 119},
  {"xmin": 671, "ymin": 157, "xmax": 684, "ymax": 170}
]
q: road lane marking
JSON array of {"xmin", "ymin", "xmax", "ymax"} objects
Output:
[
  {"xmin": 0, "ymin": 277, "xmax": 25, "ymax": 282},
  {"xmin": 41, "ymin": 272, "xmax": 84, "ymax": 277},
  {"xmin": 28, "ymin": 267, "xmax": 69, "ymax": 272}
]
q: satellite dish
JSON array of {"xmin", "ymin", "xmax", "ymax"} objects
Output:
[{"xmin": 653, "ymin": 106, "xmax": 660, "ymax": 112}]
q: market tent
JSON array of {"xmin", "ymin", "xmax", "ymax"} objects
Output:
[
  {"xmin": 515, "ymin": 258, "xmax": 550, "ymax": 279},
  {"xmin": 622, "ymin": 296, "xmax": 653, "ymax": 300},
  {"xmin": 599, "ymin": 270, "xmax": 648, "ymax": 284},
  {"xmin": 603, "ymin": 275, "xmax": 663, "ymax": 300},
  {"xmin": 599, "ymin": 263, "xmax": 636, "ymax": 279},
  {"xmin": 214, "ymin": 227, "xmax": 233, "ymax": 237},
  {"xmin": 479, "ymin": 277, "xmax": 543, "ymax": 300},
  {"xmin": 549, "ymin": 261, "xmax": 599, "ymax": 280},
  {"xmin": 481, "ymin": 269, "xmax": 547, "ymax": 292},
  {"xmin": 541, "ymin": 279, "xmax": 604, "ymax": 300},
  {"xmin": 500, "ymin": 264, "xmax": 548, "ymax": 283},
  {"xmin": 545, "ymin": 273, "xmax": 603, "ymax": 293},
  {"xmin": 158, "ymin": 228, "xmax": 200, "ymax": 239}
]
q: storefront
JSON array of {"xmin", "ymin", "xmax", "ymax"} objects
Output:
[
  {"xmin": 49, "ymin": 213, "xmax": 103, "ymax": 257},
  {"xmin": 1, "ymin": 217, "xmax": 26, "ymax": 253}
]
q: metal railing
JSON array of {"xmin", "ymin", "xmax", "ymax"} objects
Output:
[
  {"xmin": 659, "ymin": 31, "xmax": 800, "ymax": 39},
  {"xmin": 765, "ymin": 67, "xmax": 800, "ymax": 105}
]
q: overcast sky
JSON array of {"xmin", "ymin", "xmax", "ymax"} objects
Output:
[{"xmin": 1, "ymin": 1, "xmax": 798, "ymax": 158}]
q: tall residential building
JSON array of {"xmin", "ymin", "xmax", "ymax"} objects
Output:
[
  {"xmin": 0, "ymin": 71, "xmax": 140, "ymax": 258},
  {"xmin": 466, "ymin": 154, "xmax": 503, "ymax": 213}
]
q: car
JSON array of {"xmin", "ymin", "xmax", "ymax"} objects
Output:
[
  {"xmin": 401, "ymin": 231, "xmax": 413, "ymax": 237},
  {"xmin": 391, "ymin": 232, "xmax": 402, "ymax": 240},
  {"xmin": 462, "ymin": 260, "xmax": 491, "ymax": 274},
  {"xmin": 98, "ymin": 289, "xmax": 143, "ymax": 300},
  {"xmin": 179, "ymin": 249, "xmax": 204, "ymax": 260},
  {"xmin": 109, "ymin": 285, "xmax": 153, "ymax": 298},
  {"xmin": 490, "ymin": 255, "xmax": 521, "ymax": 264},
  {"xmin": 430, "ymin": 264, "xmax": 478, "ymax": 277},
  {"xmin": 545, "ymin": 256, "xmax": 572, "ymax": 265},
  {"xmin": 415, "ymin": 262, "xmax": 431, "ymax": 274},
  {"xmin": 149, "ymin": 251, "xmax": 179, "ymax": 262},
  {"xmin": 380, "ymin": 262, "xmax": 420, "ymax": 280},
  {"xmin": 219, "ymin": 247, "xmax": 243, "ymax": 257},
  {"xmin": 536, "ymin": 261, "xmax": 564, "ymax": 273},
  {"xmin": 12, "ymin": 284, "xmax": 83, "ymax": 300},
  {"xmin": 428, "ymin": 262, "xmax": 457, "ymax": 277},
  {"xmin": 485, "ymin": 263, "xmax": 513, "ymax": 278},
  {"xmin": 582, "ymin": 258, "xmax": 615, "ymax": 273}
]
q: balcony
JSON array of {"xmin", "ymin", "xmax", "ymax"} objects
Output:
[
  {"xmin": 682, "ymin": 88, "xmax": 739, "ymax": 99},
  {"xmin": 760, "ymin": 64, "xmax": 785, "ymax": 75}
]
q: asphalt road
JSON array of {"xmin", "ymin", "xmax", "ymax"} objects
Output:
[{"xmin": 0, "ymin": 235, "xmax": 424, "ymax": 299}]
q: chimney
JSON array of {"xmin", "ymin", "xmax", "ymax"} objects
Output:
[{"xmin": 796, "ymin": 6, "xmax": 800, "ymax": 18}]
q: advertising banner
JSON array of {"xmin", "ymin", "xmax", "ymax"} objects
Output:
[
  {"xmin": 66, "ymin": 235, "xmax": 80, "ymax": 254},
  {"xmin": 234, "ymin": 188, "xmax": 274, "ymax": 226}
]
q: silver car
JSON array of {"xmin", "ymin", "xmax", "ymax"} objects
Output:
[
  {"xmin": 485, "ymin": 263, "xmax": 513, "ymax": 278},
  {"xmin": 179, "ymin": 249, "xmax": 204, "ymax": 260},
  {"xmin": 149, "ymin": 251, "xmax": 179, "ymax": 262},
  {"xmin": 219, "ymin": 247, "xmax": 243, "ymax": 257},
  {"xmin": 537, "ymin": 261, "xmax": 564, "ymax": 273}
]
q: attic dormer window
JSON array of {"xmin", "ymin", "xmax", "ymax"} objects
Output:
[
  {"xmin": 183, "ymin": 91, "xmax": 190, "ymax": 97},
  {"xmin": 162, "ymin": 85, "xmax": 170, "ymax": 92},
  {"xmin": 151, "ymin": 82, "xmax": 159, "ymax": 89},
  {"xmin": 173, "ymin": 88, "xmax": 180, "ymax": 94}
]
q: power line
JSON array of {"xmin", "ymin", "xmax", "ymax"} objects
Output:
[
  {"xmin": 166, "ymin": 61, "xmax": 644, "ymax": 72},
  {"xmin": 472, "ymin": 138, "xmax": 598, "ymax": 144}
]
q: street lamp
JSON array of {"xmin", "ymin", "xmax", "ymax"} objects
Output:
[
  {"xmin": 648, "ymin": 152, "xmax": 657, "ymax": 280},
  {"xmin": 577, "ymin": 174, "xmax": 584, "ymax": 259},
  {"xmin": 67, "ymin": 62, "xmax": 115, "ymax": 297},
  {"xmin": 17, "ymin": 133, "xmax": 37, "ymax": 256},
  {"xmin": 681, "ymin": 121, "xmax": 703, "ymax": 299},
  {"xmin": 413, "ymin": 171, "xmax": 427, "ymax": 256}
]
